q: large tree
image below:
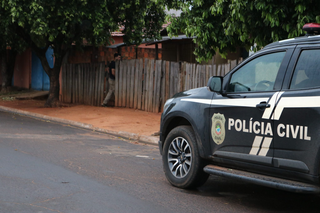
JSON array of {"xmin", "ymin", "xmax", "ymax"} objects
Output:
[
  {"xmin": 166, "ymin": 0, "xmax": 320, "ymax": 62},
  {"xmin": 2, "ymin": 0, "xmax": 165, "ymax": 107}
]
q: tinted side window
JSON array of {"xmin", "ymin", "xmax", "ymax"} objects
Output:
[
  {"xmin": 290, "ymin": 49, "xmax": 320, "ymax": 90},
  {"xmin": 228, "ymin": 52, "xmax": 286, "ymax": 92}
]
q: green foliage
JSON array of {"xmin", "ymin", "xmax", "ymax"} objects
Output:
[
  {"xmin": 117, "ymin": 0, "xmax": 166, "ymax": 45},
  {"xmin": 0, "ymin": 4, "xmax": 27, "ymax": 53},
  {"xmin": 1, "ymin": 0, "xmax": 165, "ymax": 58},
  {"xmin": 0, "ymin": 0, "xmax": 166, "ymax": 106},
  {"xmin": 166, "ymin": 0, "xmax": 320, "ymax": 62}
]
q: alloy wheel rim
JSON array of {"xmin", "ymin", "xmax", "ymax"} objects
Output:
[{"xmin": 167, "ymin": 136, "xmax": 192, "ymax": 178}]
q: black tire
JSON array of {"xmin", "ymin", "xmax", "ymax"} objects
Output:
[{"xmin": 162, "ymin": 125, "xmax": 209, "ymax": 189}]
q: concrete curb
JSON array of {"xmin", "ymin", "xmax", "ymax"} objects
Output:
[{"xmin": 0, "ymin": 106, "xmax": 159, "ymax": 145}]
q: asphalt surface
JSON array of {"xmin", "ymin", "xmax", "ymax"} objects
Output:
[
  {"xmin": 0, "ymin": 110, "xmax": 168, "ymax": 213},
  {"xmin": 2, "ymin": 108, "xmax": 320, "ymax": 213}
]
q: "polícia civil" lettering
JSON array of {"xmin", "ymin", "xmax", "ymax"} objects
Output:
[{"xmin": 228, "ymin": 118, "xmax": 311, "ymax": 141}]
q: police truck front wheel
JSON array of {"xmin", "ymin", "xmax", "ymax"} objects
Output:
[{"xmin": 162, "ymin": 126, "xmax": 209, "ymax": 189}]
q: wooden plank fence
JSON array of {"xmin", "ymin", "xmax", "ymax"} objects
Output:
[
  {"xmin": 61, "ymin": 59, "xmax": 241, "ymax": 112},
  {"xmin": 61, "ymin": 62, "xmax": 105, "ymax": 106}
]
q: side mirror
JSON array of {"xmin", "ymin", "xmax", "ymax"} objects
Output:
[{"xmin": 207, "ymin": 76, "xmax": 223, "ymax": 93}]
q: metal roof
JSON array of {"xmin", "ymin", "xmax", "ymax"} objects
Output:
[
  {"xmin": 106, "ymin": 43, "xmax": 127, "ymax": 49},
  {"xmin": 105, "ymin": 38, "xmax": 154, "ymax": 49},
  {"xmin": 145, "ymin": 35, "xmax": 195, "ymax": 46},
  {"xmin": 106, "ymin": 35, "xmax": 195, "ymax": 48}
]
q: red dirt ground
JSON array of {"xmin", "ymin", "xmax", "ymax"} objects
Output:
[{"xmin": 0, "ymin": 99, "xmax": 161, "ymax": 136}]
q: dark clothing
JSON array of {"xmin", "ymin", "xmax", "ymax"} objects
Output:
[{"xmin": 108, "ymin": 61, "xmax": 115, "ymax": 80}]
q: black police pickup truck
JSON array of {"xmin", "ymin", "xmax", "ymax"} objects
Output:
[{"xmin": 159, "ymin": 23, "xmax": 320, "ymax": 193}]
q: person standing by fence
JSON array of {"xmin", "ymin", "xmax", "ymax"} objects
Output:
[{"xmin": 102, "ymin": 53, "xmax": 121, "ymax": 107}]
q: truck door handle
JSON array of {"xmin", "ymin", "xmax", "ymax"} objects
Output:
[{"xmin": 256, "ymin": 102, "xmax": 270, "ymax": 109}]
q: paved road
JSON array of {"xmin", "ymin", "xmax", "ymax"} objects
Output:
[{"xmin": 1, "ymin": 110, "xmax": 320, "ymax": 213}]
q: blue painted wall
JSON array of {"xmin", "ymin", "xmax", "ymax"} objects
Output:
[{"xmin": 31, "ymin": 47, "xmax": 54, "ymax": 91}]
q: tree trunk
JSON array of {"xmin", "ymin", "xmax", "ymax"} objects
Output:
[
  {"xmin": 1, "ymin": 50, "xmax": 7, "ymax": 93},
  {"xmin": 0, "ymin": 49, "xmax": 17, "ymax": 93},
  {"xmin": 7, "ymin": 49, "xmax": 17, "ymax": 88},
  {"xmin": 45, "ymin": 66, "xmax": 60, "ymax": 107},
  {"xmin": 32, "ymin": 45, "xmax": 67, "ymax": 107}
]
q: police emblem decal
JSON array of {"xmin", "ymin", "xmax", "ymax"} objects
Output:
[{"xmin": 211, "ymin": 113, "xmax": 226, "ymax": 145}]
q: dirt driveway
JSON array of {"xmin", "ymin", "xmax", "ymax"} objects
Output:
[{"xmin": 0, "ymin": 97, "xmax": 161, "ymax": 137}]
